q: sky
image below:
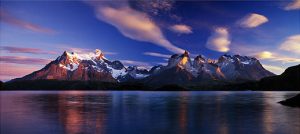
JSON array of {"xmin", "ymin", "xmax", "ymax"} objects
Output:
[{"xmin": 0, "ymin": 0, "xmax": 299, "ymax": 81}]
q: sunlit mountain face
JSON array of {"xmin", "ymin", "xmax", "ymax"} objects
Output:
[{"xmin": 0, "ymin": 0, "xmax": 299, "ymax": 81}]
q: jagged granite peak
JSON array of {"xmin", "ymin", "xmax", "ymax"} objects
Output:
[
  {"xmin": 216, "ymin": 54, "xmax": 273, "ymax": 81},
  {"xmin": 183, "ymin": 50, "xmax": 189, "ymax": 57},
  {"xmin": 193, "ymin": 55, "xmax": 206, "ymax": 69},
  {"xmin": 167, "ymin": 50, "xmax": 193, "ymax": 70},
  {"xmin": 17, "ymin": 49, "xmax": 128, "ymax": 82},
  {"xmin": 145, "ymin": 51, "xmax": 274, "ymax": 86},
  {"xmin": 149, "ymin": 65, "xmax": 163, "ymax": 74}
]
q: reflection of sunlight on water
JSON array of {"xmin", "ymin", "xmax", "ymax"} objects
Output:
[
  {"xmin": 262, "ymin": 92, "xmax": 274, "ymax": 134},
  {"xmin": 219, "ymin": 123, "xmax": 228, "ymax": 134},
  {"xmin": 179, "ymin": 92, "xmax": 188, "ymax": 134},
  {"xmin": 261, "ymin": 92, "xmax": 300, "ymax": 134},
  {"xmin": 57, "ymin": 92, "xmax": 110, "ymax": 134},
  {"xmin": 61, "ymin": 91, "xmax": 84, "ymax": 95},
  {"xmin": 58, "ymin": 93, "xmax": 83, "ymax": 134},
  {"xmin": 216, "ymin": 93, "xmax": 229, "ymax": 134}
]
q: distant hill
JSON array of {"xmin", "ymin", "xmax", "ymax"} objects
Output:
[{"xmin": 258, "ymin": 64, "xmax": 300, "ymax": 90}]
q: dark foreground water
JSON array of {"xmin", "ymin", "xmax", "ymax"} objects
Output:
[{"xmin": 1, "ymin": 91, "xmax": 300, "ymax": 134}]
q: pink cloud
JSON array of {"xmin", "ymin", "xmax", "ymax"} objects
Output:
[
  {"xmin": 284, "ymin": 0, "xmax": 300, "ymax": 10},
  {"xmin": 0, "ymin": 9, "xmax": 56, "ymax": 34},
  {"xmin": 237, "ymin": 13, "xmax": 268, "ymax": 28},
  {"xmin": 0, "ymin": 63, "xmax": 42, "ymax": 81},
  {"xmin": 169, "ymin": 24, "xmax": 193, "ymax": 34},
  {"xmin": 0, "ymin": 46, "xmax": 57, "ymax": 54},
  {"xmin": 206, "ymin": 27, "xmax": 231, "ymax": 52},
  {"xmin": 0, "ymin": 56, "xmax": 51, "ymax": 65}
]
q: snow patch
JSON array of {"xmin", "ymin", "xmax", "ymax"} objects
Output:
[
  {"xmin": 241, "ymin": 61, "xmax": 250, "ymax": 64},
  {"xmin": 65, "ymin": 49, "xmax": 105, "ymax": 61},
  {"xmin": 135, "ymin": 74, "xmax": 149, "ymax": 79},
  {"xmin": 106, "ymin": 66, "xmax": 127, "ymax": 79},
  {"xmin": 59, "ymin": 63, "xmax": 78, "ymax": 71}
]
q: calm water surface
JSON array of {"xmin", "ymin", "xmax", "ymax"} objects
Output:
[{"xmin": 1, "ymin": 91, "xmax": 300, "ymax": 134}]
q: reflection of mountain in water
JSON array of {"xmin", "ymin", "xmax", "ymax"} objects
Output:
[
  {"xmin": 2, "ymin": 91, "xmax": 299, "ymax": 134},
  {"xmin": 24, "ymin": 92, "xmax": 112, "ymax": 134}
]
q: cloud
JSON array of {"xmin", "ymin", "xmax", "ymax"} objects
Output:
[
  {"xmin": 231, "ymin": 41, "xmax": 300, "ymax": 63},
  {"xmin": 237, "ymin": 13, "xmax": 268, "ymax": 28},
  {"xmin": 0, "ymin": 63, "xmax": 41, "ymax": 81},
  {"xmin": 169, "ymin": 24, "xmax": 193, "ymax": 34},
  {"xmin": 0, "ymin": 9, "xmax": 55, "ymax": 34},
  {"xmin": 87, "ymin": 2, "xmax": 184, "ymax": 53},
  {"xmin": 0, "ymin": 56, "xmax": 51, "ymax": 65},
  {"xmin": 206, "ymin": 27, "xmax": 231, "ymax": 52},
  {"xmin": 120, "ymin": 60, "xmax": 151, "ymax": 67},
  {"xmin": 143, "ymin": 52, "xmax": 171, "ymax": 58},
  {"xmin": 255, "ymin": 51, "xmax": 273, "ymax": 59},
  {"xmin": 255, "ymin": 51, "xmax": 300, "ymax": 63},
  {"xmin": 0, "ymin": 46, "xmax": 57, "ymax": 54},
  {"xmin": 284, "ymin": 0, "xmax": 300, "ymax": 10},
  {"xmin": 279, "ymin": 34, "xmax": 300, "ymax": 55},
  {"xmin": 262, "ymin": 64, "xmax": 285, "ymax": 75},
  {"xmin": 269, "ymin": 56, "xmax": 300, "ymax": 63}
]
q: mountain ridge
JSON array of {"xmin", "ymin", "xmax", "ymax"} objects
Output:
[
  {"xmin": 11, "ymin": 49, "xmax": 275, "ymax": 86},
  {"xmin": 3, "ymin": 63, "xmax": 299, "ymax": 91}
]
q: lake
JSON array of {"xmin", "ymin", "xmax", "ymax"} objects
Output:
[{"xmin": 1, "ymin": 91, "xmax": 299, "ymax": 134}]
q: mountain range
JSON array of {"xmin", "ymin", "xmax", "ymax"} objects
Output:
[{"xmin": 13, "ymin": 49, "xmax": 275, "ymax": 87}]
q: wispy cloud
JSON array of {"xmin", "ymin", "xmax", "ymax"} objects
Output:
[
  {"xmin": 169, "ymin": 24, "xmax": 193, "ymax": 34},
  {"xmin": 262, "ymin": 64, "xmax": 285, "ymax": 75},
  {"xmin": 87, "ymin": 1, "xmax": 184, "ymax": 53},
  {"xmin": 206, "ymin": 27, "xmax": 231, "ymax": 52},
  {"xmin": 279, "ymin": 34, "xmax": 300, "ymax": 55},
  {"xmin": 0, "ymin": 8, "xmax": 56, "ymax": 34},
  {"xmin": 237, "ymin": 13, "xmax": 268, "ymax": 28},
  {"xmin": 255, "ymin": 51, "xmax": 300, "ymax": 63},
  {"xmin": 0, "ymin": 46, "xmax": 57, "ymax": 54},
  {"xmin": 120, "ymin": 60, "xmax": 151, "ymax": 67},
  {"xmin": 0, "ymin": 63, "xmax": 41, "ymax": 81},
  {"xmin": 143, "ymin": 52, "xmax": 171, "ymax": 58},
  {"xmin": 284, "ymin": 0, "xmax": 300, "ymax": 10},
  {"xmin": 0, "ymin": 56, "xmax": 51, "ymax": 65},
  {"xmin": 270, "ymin": 57, "xmax": 300, "ymax": 63}
]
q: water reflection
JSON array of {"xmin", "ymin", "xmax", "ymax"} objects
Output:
[
  {"xmin": 178, "ymin": 92, "xmax": 188, "ymax": 134},
  {"xmin": 0, "ymin": 91, "xmax": 299, "ymax": 134}
]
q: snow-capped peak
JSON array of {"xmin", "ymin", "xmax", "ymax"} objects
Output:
[
  {"xmin": 95, "ymin": 49, "xmax": 102, "ymax": 56},
  {"xmin": 62, "ymin": 49, "xmax": 106, "ymax": 61}
]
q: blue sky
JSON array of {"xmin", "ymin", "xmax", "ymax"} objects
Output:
[{"xmin": 0, "ymin": 0, "xmax": 299, "ymax": 81}]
